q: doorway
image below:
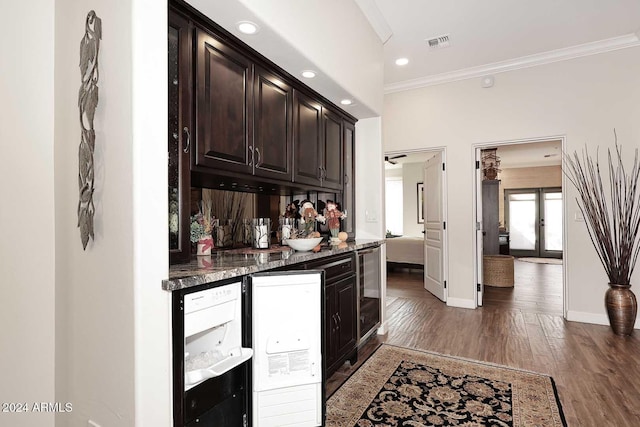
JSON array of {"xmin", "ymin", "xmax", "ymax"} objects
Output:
[
  {"xmin": 505, "ymin": 188, "xmax": 563, "ymax": 258},
  {"xmin": 473, "ymin": 137, "xmax": 566, "ymax": 316},
  {"xmin": 384, "ymin": 148, "xmax": 448, "ymax": 303}
]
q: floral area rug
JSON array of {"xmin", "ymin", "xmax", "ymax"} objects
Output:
[{"xmin": 326, "ymin": 344, "xmax": 566, "ymax": 426}]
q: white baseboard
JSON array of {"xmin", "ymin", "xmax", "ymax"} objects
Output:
[
  {"xmin": 567, "ymin": 310, "xmax": 640, "ymax": 329},
  {"xmin": 377, "ymin": 321, "xmax": 388, "ymax": 335},
  {"xmin": 446, "ymin": 297, "xmax": 476, "ymax": 309}
]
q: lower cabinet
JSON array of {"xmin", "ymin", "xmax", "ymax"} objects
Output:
[
  {"xmin": 329, "ymin": 276, "xmax": 357, "ymax": 373},
  {"xmin": 307, "ymin": 253, "xmax": 357, "ymax": 377}
]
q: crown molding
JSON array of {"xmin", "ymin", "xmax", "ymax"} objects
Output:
[
  {"xmin": 384, "ymin": 33, "xmax": 640, "ymax": 94},
  {"xmin": 354, "ymin": 0, "xmax": 393, "ymax": 44}
]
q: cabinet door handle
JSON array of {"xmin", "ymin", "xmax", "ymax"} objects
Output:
[
  {"xmin": 255, "ymin": 147, "xmax": 261, "ymax": 167},
  {"xmin": 183, "ymin": 127, "xmax": 191, "ymax": 153},
  {"xmin": 344, "ymin": 173, "xmax": 349, "ymax": 185},
  {"xmin": 318, "ymin": 166, "xmax": 323, "ymax": 182},
  {"xmin": 249, "ymin": 145, "xmax": 255, "ymax": 166},
  {"xmin": 336, "ymin": 313, "xmax": 342, "ymax": 324}
]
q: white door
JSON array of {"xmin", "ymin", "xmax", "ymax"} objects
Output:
[
  {"xmin": 475, "ymin": 149, "xmax": 484, "ymax": 306},
  {"xmin": 424, "ymin": 152, "xmax": 446, "ymax": 301}
]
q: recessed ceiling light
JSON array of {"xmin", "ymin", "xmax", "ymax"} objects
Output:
[
  {"xmin": 395, "ymin": 58, "xmax": 409, "ymax": 66},
  {"xmin": 340, "ymin": 99, "xmax": 353, "ymax": 106},
  {"xmin": 236, "ymin": 21, "xmax": 259, "ymax": 35},
  {"xmin": 301, "ymin": 70, "xmax": 316, "ymax": 79}
]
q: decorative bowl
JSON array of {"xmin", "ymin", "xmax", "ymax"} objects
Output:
[{"xmin": 285, "ymin": 237, "xmax": 323, "ymax": 251}]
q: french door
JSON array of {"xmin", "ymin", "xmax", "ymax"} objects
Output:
[{"xmin": 505, "ymin": 188, "xmax": 562, "ymax": 258}]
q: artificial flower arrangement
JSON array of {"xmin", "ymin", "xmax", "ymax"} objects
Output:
[
  {"xmin": 324, "ymin": 200, "xmax": 347, "ymax": 239},
  {"xmin": 190, "ymin": 200, "xmax": 216, "ymax": 255},
  {"xmin": 299, "ymin": 200, "xmax": 325, "ymax": 237}
]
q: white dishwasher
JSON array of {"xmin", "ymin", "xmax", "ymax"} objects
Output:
[{"xmin": 251, "ymin": 271, "xmax": 323, "ymax": 427}]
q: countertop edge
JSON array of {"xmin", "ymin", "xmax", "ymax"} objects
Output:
[{"xmin": 162, "ymin": 239, "xmax": 384, "ymax": 291}]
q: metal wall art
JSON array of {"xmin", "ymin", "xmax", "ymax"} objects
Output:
[{"xmin": 77, "ymin": 11, "xmax": 102, "ymax": 250}]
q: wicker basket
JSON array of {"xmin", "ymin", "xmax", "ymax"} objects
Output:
[{"xmin": 483, "ymin": 255, "xmax": 515, "ymax": 287}]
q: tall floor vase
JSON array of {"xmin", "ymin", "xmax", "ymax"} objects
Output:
[{"xmin": 605, "ymin": 284, "xmax": 637, "ymax": 336}]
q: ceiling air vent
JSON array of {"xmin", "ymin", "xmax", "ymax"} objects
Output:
[{"xmin": 426, "ymin": 34, "xmax": 450, "ymax": 49}]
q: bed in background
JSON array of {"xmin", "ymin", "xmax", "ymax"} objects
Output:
[{"xmin": 385, "ymin": 236, "xmax": 424, "ymax": 270}]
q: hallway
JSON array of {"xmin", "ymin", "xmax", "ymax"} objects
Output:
[
  {"xmin": 484, "ymin": 258, "xmax": 563, "ymax": 315},
  {"xmin": 327, "ymin": 267, "xmax": 640, "ymax": 426}
]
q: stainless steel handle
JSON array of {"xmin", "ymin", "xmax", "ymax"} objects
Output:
[
  {"xmin": 255, "ymin": 147, "xmax": 261, "ymax": 167},
  {"xmin": 318, "ymin": 166, "xmax": 323, "ymax": 181},
  {"xmin": 183, "ymin": 127, "xmax": 191, "ymax": 153},
  {"xmin": 249, "ymin": 145, "xmax": 255, "ymax": 166},
  {"xmin": 336, "ymin": 313, "xmax": 341, "ymax": 324}
]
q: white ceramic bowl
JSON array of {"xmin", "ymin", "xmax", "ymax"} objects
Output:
[{"xmin": 285, "ymin": 237, "xmax": 323, "ymax": 251}]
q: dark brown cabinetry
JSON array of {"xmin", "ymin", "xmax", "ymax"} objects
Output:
[
  {"xmin": 307, "ymin": 253, "xmax": 357, "ymax": 377},
  {"xmin": 168, "ymin": 12, "xmax": 193, "ymax": 264},
  {"xmin": 341, "ymin": 120, "xmax": 356, "ymax": 239},
  {"xmin": 169, "ymin": 2, "xmax": 359, "ymax": 264},
  {"xmin": 292, "ymin": 92, "xmax": 347, "ymax": 191},
  {"xmin": 293, "ymin": 90, "xmax": 323, "ymax": 187},
  {"xmin": 253, "ymin": 66, "xmax": 293, "ymax": 180},
  {"xmin": 321, "ymin": 107, "xmax": 344, "ymax": 190},
  {"xmin": 194, "ymin": 28, "xmax": 253, "ymax": 175},
  {"xmin": 333, "ymin": 276, "xmax": 357, "ymax": 358}
]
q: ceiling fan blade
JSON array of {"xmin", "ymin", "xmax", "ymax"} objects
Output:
[
  {"xmin": 390, "ymin": 154, "xmax": 407, "ymax": 160},
  {"xmin": 384, "ymin": 156, "xmax": 397, "ymax": 164}
]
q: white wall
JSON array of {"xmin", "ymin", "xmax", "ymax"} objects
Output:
[
  {"xmin": 55, "ymin": 1, "xmax": 172, "ymax": 426},
  {"xmin": 0, "ymin": 1, "xmax": 56, "ymax": 426},
  {"xmin": 132, "ymin": 0, "xmax": 172, "ymax": 425},
  {"xmin": 402, "ymin": 162, "xmax": 424, "ymax": 237},
  {"xmin": 355, "ymin": 117, "xmax": 388, "ymax": 336},
  {"xmin": 239, "ymin": 0, "xmax": 384, "ymax": 116},
  {"xmin": 55, "ymin": 1, "xmax": 138, "ymax": 425},
  {"xmin": 187, "ymin": 0, "xmax": 383, "ymax": 118},
  {"xmin": 356, "ymin": 117, "xmax": 385, "ymax": 240},
  {"xmin": 2, "ymin": 1, "xmax": 380, "ymax": 426},
  {"xmin": 384, "ymin": 46, "xmax": 640, "ymax": 317}
]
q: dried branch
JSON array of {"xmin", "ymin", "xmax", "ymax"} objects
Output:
[
  {"xmin": 563, "ymin": 132, "xmax": 640, "ymax": 285},
  {"xmin": 206, "ymin": 189, "xmax": 250, "ymax": 244}
]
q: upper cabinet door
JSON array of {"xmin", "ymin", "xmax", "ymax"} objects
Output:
[
  {"xmin": 195, "ymin": 28, "xmax": 253, "ymax": 174},
  {"xmin": 253, "ymin": 66, "xmax": 292, "ymax": 181},
  {"xmin": 168, "ymin": 11, "xmax": 193, "ymax": 265},
  {"xmin": 342, "ymin": 120, "xmax": 356, "ymax": 239},
  {"xmin": 293, "ymin": 90, "xmax": 323, "ymax": 187},
  {"xmin": 321, "ymin": 107, "xmax": 344, "ymax": 191}
]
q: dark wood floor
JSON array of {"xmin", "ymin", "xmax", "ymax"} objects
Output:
[{"xmin": 327, "ymin": 262, "xmax": 640, "ymax": 426}]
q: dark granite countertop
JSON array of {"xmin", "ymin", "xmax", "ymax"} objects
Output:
[{"xmin": 163, "ymin": 239, "xmax": 384, "ymax": 291}]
